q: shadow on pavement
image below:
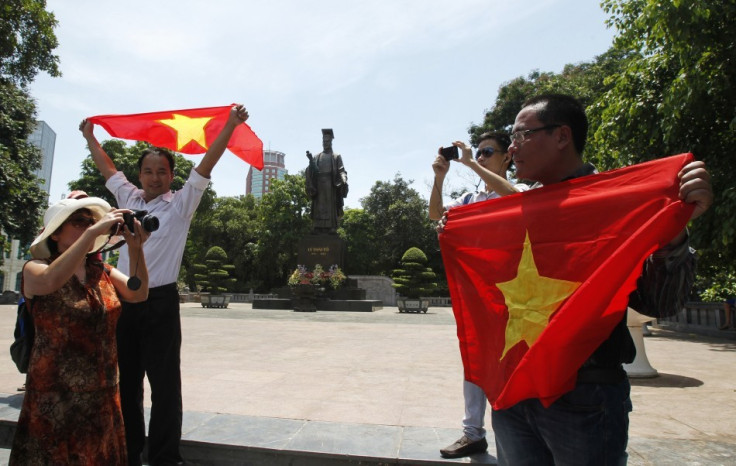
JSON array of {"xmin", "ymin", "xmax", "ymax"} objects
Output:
[
  {"xmin": 0, "ymin": 393, "xmax": 24, "ymax": 411},
  {"xmin": 629, "ymin": 372, "xmax": 703, "ymax": 388}
]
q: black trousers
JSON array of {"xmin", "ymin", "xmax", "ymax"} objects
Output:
[{"xmin": 117, "ymin": 283, "xmax": 183, "ymax": 466}]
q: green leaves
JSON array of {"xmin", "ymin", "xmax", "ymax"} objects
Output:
[
  {"xmin": 0, "ymin": 81, "xmax": 46, "ymax": 259},
  {"xmin": 391, "ymin": 247, "xmax": 438, "ymax": 298},
  {"xmin": 0, "ymin": 0, "xmax": 60, "ymax": 86},
  {"xmin": 193, "ymin": 246, "xmax": 236, "ymax": 294}
]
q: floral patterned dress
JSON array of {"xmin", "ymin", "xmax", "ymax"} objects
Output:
[{"xmin": 10, "ymin": 258, "xmax": 127, "ymax": 465}]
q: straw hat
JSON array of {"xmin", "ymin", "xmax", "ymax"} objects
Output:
[{"xmin": 30, "ymin": 197, "xmax": 112, "ymax": 259}]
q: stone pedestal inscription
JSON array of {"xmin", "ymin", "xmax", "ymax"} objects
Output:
[{"xmin": 298, "ymin": 235, "xmax": 346, "ymax": 270}]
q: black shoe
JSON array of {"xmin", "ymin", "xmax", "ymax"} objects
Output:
[{"xmin": 440, "ymin": 435, "xmax": 488, "ymax": 458}]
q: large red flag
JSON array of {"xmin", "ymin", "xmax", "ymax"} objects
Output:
[
  {"xmin": 88, "ymin": 105, "xmax": 264, "ymax": 170},
  {"xmin": 439, "ymin": 154, "xmax": 694, "ymax": 410}
]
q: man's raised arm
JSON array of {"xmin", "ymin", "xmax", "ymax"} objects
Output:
[
  {"xmin": 195, "ymin": 104, "xmax": 249, "ymax": 178},
  {"xmin": 80, "ymin": 120, "xmax": 118, "ymax": 180}
]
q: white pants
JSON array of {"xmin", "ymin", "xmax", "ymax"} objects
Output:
[{"xmin": 462, "ymin": 380, "xmax": 487, "ymax": 441}]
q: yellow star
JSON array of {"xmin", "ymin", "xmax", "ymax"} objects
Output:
[
  {"xmin": 157, "ymin": 114, "xmax": 213, "ymax": 151},
  {"xmin": 496, "ymin": 232, "xmax": 581, "ymax": 360}
]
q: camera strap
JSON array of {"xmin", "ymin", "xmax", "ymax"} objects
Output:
[
  {"xmin": 87, "ymin": 232, "xmax": 143, "ymax": 291},
  {"xmin": 86, "ymin": 232, "xmax": 126, "ymax": 257}
]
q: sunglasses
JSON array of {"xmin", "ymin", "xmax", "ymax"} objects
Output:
[
  {"xmin": 66, "ymin": 215, "xmax": 96, "ymax": 229},
  {"xmin": 475, "ymin": 147, "xmax": 496, "ymax": 159}
]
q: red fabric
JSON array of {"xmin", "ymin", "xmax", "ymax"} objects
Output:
[
  {"xmin": 439, "ymin": 154, "xmax": 694, "ymax": 410},
  {"xmin": 88, "ymin": 105, "xmax": 264, "ymax": 169}
]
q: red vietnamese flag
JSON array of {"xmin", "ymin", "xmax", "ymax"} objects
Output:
[
  {"xmin": 439, "ymin": 153, "xmax": 694, "ymax": 410},
  {"xmin": 88, "ymin": 105, "xmax": 264, "ymax": 170}
]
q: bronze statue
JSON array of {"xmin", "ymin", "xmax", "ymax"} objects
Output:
[{"xmin": 305, "ymin": 129, "xmax": 348, "ymax": 234}]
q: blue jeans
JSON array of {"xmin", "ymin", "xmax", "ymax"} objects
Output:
[{"xmin": 491, "ymin": 380, "xmax": 632, "ymax": 466}]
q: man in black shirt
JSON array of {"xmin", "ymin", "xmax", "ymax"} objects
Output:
[{"xmin": 489, "ymin": 94, "xmax": 713, "ymax": 465}]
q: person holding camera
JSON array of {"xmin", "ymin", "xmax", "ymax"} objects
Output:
[
  {"xmin": 10, "ymin": 197, "xmax": 149, "ymax": 465},
  {"xmin": 430, "ymin": 132, "xmax": 528, "ymax": 459},
  {"xmin": 437, "ymin": 94, "xmax": 711, "ymax": 465},
  {"xmin": 80, "ymin": 104, "xmax": 249, "ymax": 466}
]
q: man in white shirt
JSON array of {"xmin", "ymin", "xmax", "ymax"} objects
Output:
[
  {"xmin": 80, "ymin": 104, "xmax": 248, "ymax": 466},
  {"xmin": 430, "ymin": 132, "xmax": 527, "ymax": 459}
]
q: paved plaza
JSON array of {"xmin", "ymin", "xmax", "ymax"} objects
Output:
[{"xmin": 1, "ymin": 302, "xmax": 735, "ymax": 465}]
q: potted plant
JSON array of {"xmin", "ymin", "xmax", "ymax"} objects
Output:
[
  {"xmin": 193, "ymin": 246, "xmax": 237, "ymax": 308},
  {"xmin": 391, "ymin": 247, "xmax": 438, "ymax": 313},
  {"xmin": 287, "ymin": 264, "xmax": 347, "ymax": 311}
]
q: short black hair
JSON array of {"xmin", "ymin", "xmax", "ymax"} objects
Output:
[
  {"xmin": 478, "ymin": 131, "xmax": 511, "ymax": 152},
  {"xmin": 138, "ymin": 148, "xmax": 175, "ymax": 172},
  {"xmin": 522, "ymin": 94, "xmax": 588, "ymax": 154}
]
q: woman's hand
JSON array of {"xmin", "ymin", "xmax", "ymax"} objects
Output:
[
  {"xmin": 121, "ymin": 217, "xmax": 150, "ymax": 251},
  {"xmin": 87, "ymin": 209, "xmax": 126, "ymax": 238}
]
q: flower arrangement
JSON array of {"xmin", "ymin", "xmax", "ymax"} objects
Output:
[{"xmin": 288, "ymin": 264, "xmax": 346, "ymax": 289}]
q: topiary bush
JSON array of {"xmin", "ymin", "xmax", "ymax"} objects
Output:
[
  {"xmin": 391, "ymin": 247, "xmax": 438, "ymax": 298},
  {"xmin": 193, "ymin": 246, "xmax": 237, "ymax": 294}
]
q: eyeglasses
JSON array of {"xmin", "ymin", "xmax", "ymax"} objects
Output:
[
  {"xmin": 66, "ymin": 215, "xmax": 96, "ymax": 229},
  {"xmin": 510, "ymin": 124, "xmax": 561, "ymax": 144},
  {"xmin": 475, "ymin": 147, "xmax": 496, "ymax": 159}
]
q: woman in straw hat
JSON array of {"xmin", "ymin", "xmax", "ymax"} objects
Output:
[{"xmin": 10, "ymin": 197, "xmax": 149, "ymax": 465}]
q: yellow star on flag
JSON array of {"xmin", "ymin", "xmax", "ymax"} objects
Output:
[
  {"xmin": 496, "ymin": 231, "xmax": 581, "ymax": 360},
  {"xmin": 157, "ymin": 114, "xmax": 213, "ymax": 151}
]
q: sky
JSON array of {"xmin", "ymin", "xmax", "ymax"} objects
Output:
[{"xmin": 30, "ymin": 0, "xmax": 617, "ymax": 209}]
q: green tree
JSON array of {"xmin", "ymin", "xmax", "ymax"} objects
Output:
[
  {"xmin": 594, "ymin": 0, "xmax": 736, "ymax": 299},
  {"xmin": 338, "ymin": 208, "xmax": 377, "ymax": 274},
  {"xmin": 193, "ymin": 246, "xmax": 236, "ymax": 294},
  {"xmin": 251, "ymin": 174, "xmax": 312, "ymax": 291},
  {"xmin": 468, "ymin": 49, "xmax": 627, "ymax": 144},
  {"xmin": 0, "ymin": 82, "xmax": 47, "ymax": 258},
  {"xmin": 1, "ymin": 0, "xmax": 60, "ymax": 263},
  {"xmin": 1, "ymin": 0, "xmax": 60, "ymax": 86},
  {"xmin": 360, "ymin": 174, "xmax": 439, "ymax": 276},
  {"xmin": 391, "ymin": 247, "xmax": 438, "ymax": 298},
  {"xmin": 187, "ymin": 194, "xmax": 259, "ymax": 291}
]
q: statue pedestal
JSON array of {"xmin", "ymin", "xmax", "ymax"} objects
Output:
[{"xmin": 298, "ymin": 234, "xmax": 345, "ymax": 270}]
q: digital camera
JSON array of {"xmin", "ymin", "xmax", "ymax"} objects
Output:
[
  {"xmin": 439, "ymin": 145, "xmax": 459, "ymax": 161},
  {"xmin": 123, "ymin": 209, "xmax": 159, "ymax": 233}
]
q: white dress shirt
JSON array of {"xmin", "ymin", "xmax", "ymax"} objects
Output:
[{"xmin": 106, "ymin": 168, "xmax": 209, "ymax": 288}]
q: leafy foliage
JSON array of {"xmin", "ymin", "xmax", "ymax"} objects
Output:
[
  {"xmin": 249, "ymin": 174, "xmax": 312, "ymax": 290},
  {"xmin": 465, "ymin": 0, "xmax": 735, "ymax": 300},
  {"xmin": 0, "ymin": 0, "xmax": 60, "ymax": 86},
  {"xmin": 594, "ymin": 0, "xmax": 736, "ymax": 298},
  {"xmin": 185, "ymin": 194, "xmax": 258, "ymax": 291},
  {"xmin": 193, "ymin": 246, "xmax": 236, "ymax": 294},
  {"xmin": 391, "ymin": 247, "xmax": 438, "ymax": 298},
  {"xmin": 359, "ymin": 174, "xmax": 439, "ymax": 276},
  {"xmin": 0, "ymin": 81, "xmax": 46, "ymax": 260},
  {"xmin": 1, "ymin": 0, "xmax": 59, "ymax": 263},
  {"xmin": 338, "ymin": 208, "xmax": 376, "ymax": 275}
]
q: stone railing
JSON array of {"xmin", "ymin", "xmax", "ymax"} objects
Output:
[
  {"xmin": 230, "ymin": 292, "xmax": 277, "ymax": 303},
  {"xmin": 655, "ymin": 301, "xmax": 735, "ymax": 339},
  {"xmin": 426, "ymin": 296, "xmax": 452, "ymax": 307},
  {"xmin": 179, "ymin": 291, "xmax": 277, "ymax": 304}
]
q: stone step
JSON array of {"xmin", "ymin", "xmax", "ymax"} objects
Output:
[{"xmin": 0, "ymin": 407, "xmax": 496, "ymax": 465}]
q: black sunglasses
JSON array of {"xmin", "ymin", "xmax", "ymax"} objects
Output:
[
  {"xmin": 66, "ymin": 215, "xmax": 96, "ymax": 229},
  {"xmin": 475, "ymin": 147, "xmax": 496, "ymax": 159}
]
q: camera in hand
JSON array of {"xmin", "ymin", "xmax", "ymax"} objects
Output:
[
  {"xmin": 439, "ymin": 145, "xmax": 459, "ymax": 161},
  {"xmin": 123, "ymin": 209, "xmax": 159, "ymax": 233}
]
